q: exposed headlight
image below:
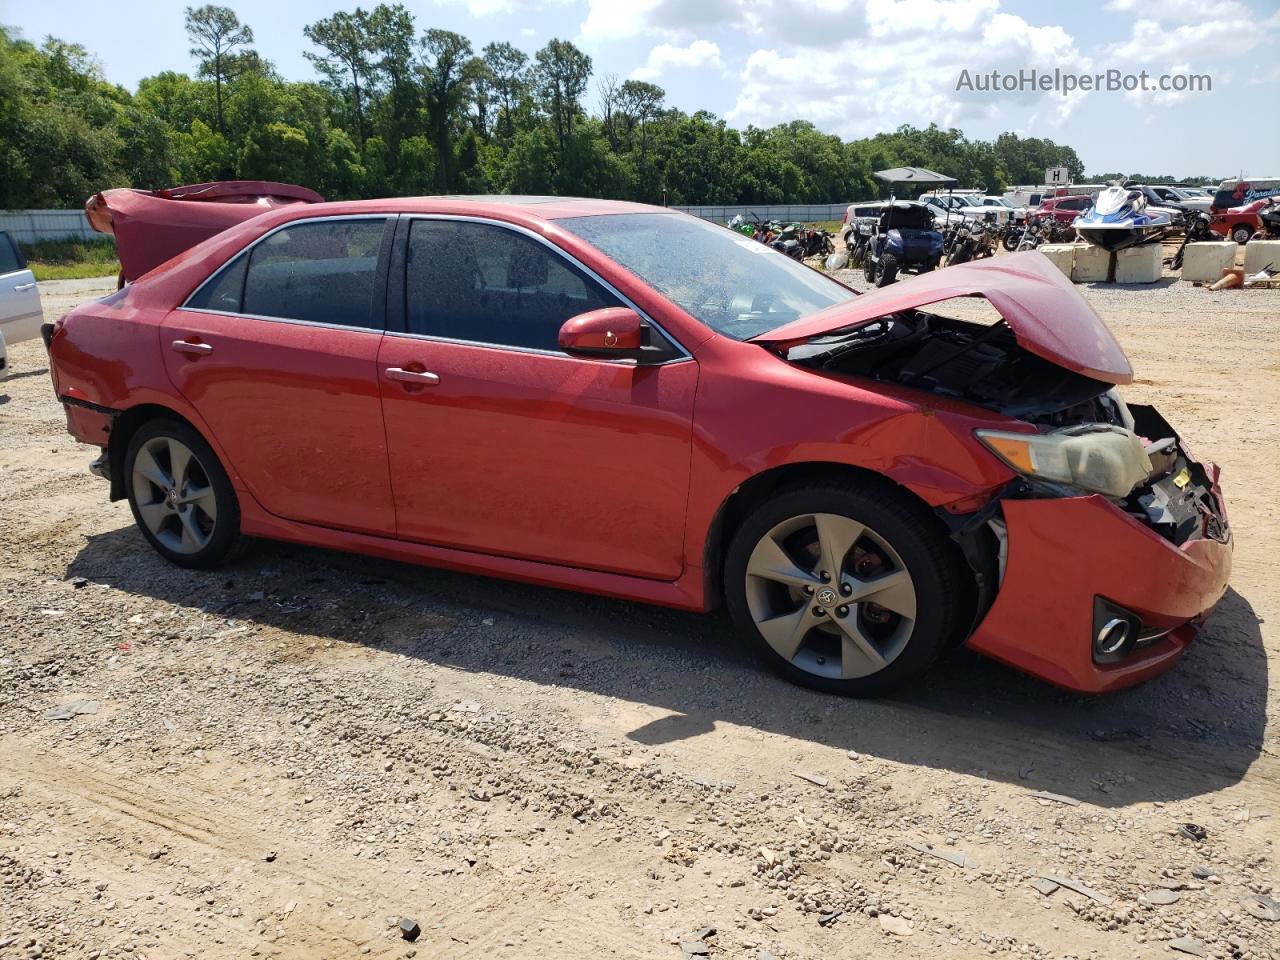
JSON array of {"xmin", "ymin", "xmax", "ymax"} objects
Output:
[{"xmin": 976, "ymin": 424, "xmax": 1154, "ymax": 498}]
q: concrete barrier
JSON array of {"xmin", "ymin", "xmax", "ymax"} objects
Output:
[
  {"xmin": 1244, "ymin": 239, "xmax": 1280, "ymax": 277},
  {"xmin": 1180, "ymin": 242, "xmax": 1237, "ymax": 283},
  {"xmin": 1071, "ymin": 244, "xmax": 1111, "ymax": 283},
  {"xmin": 1036, "ymin": 244, "xmax": 1074, "ymax": 277},
  {"xmin": 1115, "ymin": 243, "xmax": 1163, "ymax": 284}
]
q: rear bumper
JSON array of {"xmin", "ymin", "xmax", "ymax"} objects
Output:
[{"xmin": 966, "ymin": 488, "xmax": 1231, "ymax": 693}]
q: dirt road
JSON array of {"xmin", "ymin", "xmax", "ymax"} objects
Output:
[{"xmin": 2, "ymin": 273, "xmax": 1277, "ymax": 960}]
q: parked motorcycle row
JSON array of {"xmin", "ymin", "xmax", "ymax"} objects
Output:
[{"xmin": 728, "ymin": 214, "xmax": 835, "ymax": 261}]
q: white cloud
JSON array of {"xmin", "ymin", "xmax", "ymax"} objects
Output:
[
  {"xmin": 631, "ymin": 40, "xmax": 724, "ymax": 81},
  {"xmin": 1104, "ymin": 0, "xmax": 1249, "ymax": 23},
  {"xmin": 429, "ymin": 0, "xmax": 572, "ymax": 16},
  {"xmin": 727, "ymin": 4, "xmax": 1091, "ymax": 139}
]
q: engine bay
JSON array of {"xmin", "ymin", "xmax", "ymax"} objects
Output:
[{"xmin": 781, "ymin": 309, "xmax": 1123, "ymax": 423}]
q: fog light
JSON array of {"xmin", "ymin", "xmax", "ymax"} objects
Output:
[{"xmin": 1092, "ymin": 597, "xmax": 1142, "ymax": 665}]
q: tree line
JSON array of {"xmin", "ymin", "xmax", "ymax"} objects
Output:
[{"xmin": 3, "ymin": 5, "xmax": 1123, "ymax": 211}]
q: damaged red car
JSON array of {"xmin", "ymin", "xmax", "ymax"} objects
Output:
[{"xmin": 43, "ymin": 197, "xmax": 1231, "ymax": 696}]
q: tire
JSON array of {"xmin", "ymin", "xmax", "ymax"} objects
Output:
[
  {"xmin": 724, "ymin": 482, "xmax": 966, "ymax": 697},
  {"xmin": 863, "ymin": 257, "xmax": 876, "ymax": 283},
  {"xmin": 876, "ymin": 254, "xmax": 898, "ymax": 287},
  {"xmin": 1232, "ymin": 224, "xmax": 1253, "ymax": 245},
  {"xmin": 1002, "ymin": 231, "xmax": 1019, "ymax": 252},
  {"xmin": 124, "ymin": 418, "xmax": 241, "ymax": 569}
]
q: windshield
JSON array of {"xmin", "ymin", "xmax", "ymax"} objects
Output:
[{"xmin": 558, "ymin": 213, "xmax": 855, "ymax": 340}]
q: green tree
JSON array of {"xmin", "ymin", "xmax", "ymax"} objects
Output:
[
  {"xmin": 417, "ymin": 29, "xmax": 477, "ymax": 191},
  {"xmin": 533, "ymin": 39, "xmax": 590, "ymax": 165},
  {"xmin": 482, "ymin": 41, "xmax": 529, "ymax": 142},
  {"xmin": 184, "ymin": 5, "xmax": 254, "ymax": 136},
  {"xmin": 304, "ymin": 9, "xmax": 375, "ymax": 145}
]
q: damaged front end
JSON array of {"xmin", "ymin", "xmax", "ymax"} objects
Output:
[{"xmin": 760, "ymin": 254, "xmax": 1231, "ymax": 691}]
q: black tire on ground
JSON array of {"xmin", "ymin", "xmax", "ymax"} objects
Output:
[
  {"xmin": 124, "ymin": 418, "xmax": 242, "ymax": 569},
  {"xmin": 876, "ymin": 254, "xmax": 899, "ymax": 287},
  {"xmin": 863, "ymin": 256, "xmax": 876, "ymax": 283},
  {"xmin": 1232, "ymin": 224, "xmax": 1253, "ymax": 245},
  {"xmin": 724, "ymin": 481, "xmax": 967, "ymax": 697}
]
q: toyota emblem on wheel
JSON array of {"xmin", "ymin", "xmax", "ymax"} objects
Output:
[{"xmin": 816, "ymin": 587, "xmax": 838, "ymax": 606}]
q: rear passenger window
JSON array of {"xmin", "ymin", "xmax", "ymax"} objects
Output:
[
  {"xmin": 241, "ymin": 219, "xmax": 386, "ymax": 329},
  {"xmin": 405, "ymin": 220, "xmax": 621, "ymax": 351}
]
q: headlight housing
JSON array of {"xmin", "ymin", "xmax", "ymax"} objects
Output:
[{"xmin": 976, "ymin": 423, "xmax": 1154, "ymax": 498}]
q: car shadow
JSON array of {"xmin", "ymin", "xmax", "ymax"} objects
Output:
[{"xmin": 67, "ymin": 524, "xmax": 1269, "ymax": 808}]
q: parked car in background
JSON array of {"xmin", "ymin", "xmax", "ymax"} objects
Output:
[
  {"xmin": 1002, "ymin": 187, "xmax": 1044, "ymax": 209},
  {"xmin": 840, "ymin": 201, "xmax": 889, "ymax": 246},
  {"xmin": 1145, "ymin": 185, "xmax": 1212, "ymax": 212},
  {"xmin": 1210, "ymin": 198, "xmax": 1269, "ymax": 244},
  {"xmin": 0, "ymin": 230, "xmax": 44, "ymax": 354},
  {"xmin": 43, "ymin": 196, "xmax": 1232, "ymax": 698},
  {"xmin": 920, "ymin": 193, "xmax": 1014, "ymax": 224},
  {"xmin": 1033, "ymin": 194, "xmax": 1093, "ymax": 223},
  {"xmin": 86, "ymin": 180, "xmax": 323, "ymax": 286}
]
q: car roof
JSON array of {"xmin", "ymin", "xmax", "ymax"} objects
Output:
[{"xmin": 271, "ymin": 195, "xmax": 670, "ymax": 222}]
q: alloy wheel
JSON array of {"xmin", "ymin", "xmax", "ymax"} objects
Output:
[
  {"xmin": 131, "ymin": 436, "xmax": 218, "ymax": 555},
  {"xmin": 743, "ymin": 512, "xmax": 917, "ymax": 679}
]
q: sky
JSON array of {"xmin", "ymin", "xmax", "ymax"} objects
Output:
[{"xmin": 5, "ymin": 0, "xmax": 1279, "ymax": 180}]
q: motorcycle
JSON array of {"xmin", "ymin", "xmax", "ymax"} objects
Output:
[{"xmin": 1168, "ymin": 209, "xmax": 1215, "ymax": 271}]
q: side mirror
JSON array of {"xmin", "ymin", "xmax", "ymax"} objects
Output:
[{"xmin": 558, "ymin": 307, "xmax": 644, "ymax": 356}]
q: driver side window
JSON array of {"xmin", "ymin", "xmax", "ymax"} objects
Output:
[{"xmin": 405, "ymin": 220, "xmax": 621, "ymax": 352}]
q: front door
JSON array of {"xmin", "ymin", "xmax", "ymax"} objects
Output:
[
  {"xmin": 378, "ymin": 217, "xmax": 697, "ymax": 580},
  {"xmin": 164, "ymin": 216, "xmax": 397, "ymax": 536}
]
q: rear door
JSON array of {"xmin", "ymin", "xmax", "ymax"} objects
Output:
[
  {"xmin": 377, "ymin": 217, "xmax": 697, "ymax": 579},
  {"xmin": 164, "ymin": 215, "xmax": 397, "ymax": 536},
  {"xmin": 0, "ymin": 231, "xmax": 43, "ymax": 346}
]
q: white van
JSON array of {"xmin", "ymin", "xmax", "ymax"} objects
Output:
[{"xmin": 1212, "ymin": 177, "xmax": 1280, "ymax": 213}]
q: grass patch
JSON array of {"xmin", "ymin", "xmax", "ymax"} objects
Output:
[
  {"xmin": 29, "ymin": 260, "xmax": 121, "ymax": 281},
  {"xmin": 20, "ymin": 238, "xmax": 119, "ymax": 282}
]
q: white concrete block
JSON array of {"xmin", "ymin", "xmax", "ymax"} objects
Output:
[
  {"xmin": 1114, "ymin": 243, "xmax": 1163, "ymax": 284},
  {"xmin": 1036, "ymin": 244, "xmax": 1074, "ymax": 277},
  {"xmin": 1180, "ymin": 241, "xmax": 1237, "ymax": 283},
  {"xmin": 1244, "ymin": 239, "xmax": 1280, "ymax": 277},
  {"xmin": 1071, "ymin": 244, "xmax": 1112, "ymax": 283}
]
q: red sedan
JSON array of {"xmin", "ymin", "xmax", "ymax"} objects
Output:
[
  {"xmin": 43, "ymin": 197, "xmax": 1231, "ymax": 696},
  {"xmin": 1033, "ymin": 194, "xmax": 1094, "ymax": 223}
]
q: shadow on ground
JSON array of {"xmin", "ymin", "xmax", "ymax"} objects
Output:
[{"xmin": 68, "ymin": 523, "xmax": 1270, "ymax": 808}]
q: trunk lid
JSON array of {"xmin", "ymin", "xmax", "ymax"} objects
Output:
[{"xmin": 752, "ymin": 251, "xmax": 1134, "ymax": 385}]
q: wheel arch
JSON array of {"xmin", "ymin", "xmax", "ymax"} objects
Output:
[
  {"xmin": 701, "ymin": 461, "xmax": 947, "ymax": 611},
  {"xmin": 106, "ymin": 403, "xmax": 212, "ymax": 502},
  {"xmin": 701, "ymin": 458, "xmax": 994, "ymax": 645}
]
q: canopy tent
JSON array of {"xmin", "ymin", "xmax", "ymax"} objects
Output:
[{"xmin": 873, "ymin": 167, "xmax": 958, "ymax": 186}]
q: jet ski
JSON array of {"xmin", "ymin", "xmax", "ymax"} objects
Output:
[{"xmin": 1074, "ymin": 186, "xmax": 1171, "ymax": 251}]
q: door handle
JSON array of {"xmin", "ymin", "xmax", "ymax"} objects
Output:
[
  {"xmin": 385, "ymin": 367, "xmax": 440, "ymax": 385},
  {"xmin": 171, "ymin": 340, "xmax": 214, "ymax": 356},
  {"xmin": 13, "ymin": 282, "xmax": 35, "ymax": 291}
]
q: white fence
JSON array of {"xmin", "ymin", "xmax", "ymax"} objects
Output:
[
  {"xmin": 672, "ymin": 203, "xmax": 849, "ymax": 223},
  {"xmin": 0, "ymin": 209, "xmax": 98, "ymax": 244}
]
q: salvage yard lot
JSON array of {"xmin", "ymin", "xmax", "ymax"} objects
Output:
[{"xmin": 1, "ymin": 274, "xmax": 1278, "ymax": 960}]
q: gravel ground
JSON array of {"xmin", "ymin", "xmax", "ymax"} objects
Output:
[{"xmin": 1, "ymin": 267, "xmax": 1278, "ymax": 960}]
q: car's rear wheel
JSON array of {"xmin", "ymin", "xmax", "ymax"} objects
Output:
[
  {"xmin": 876, "ymin": 254, "xmax": 899, "ymax": 286},
  {"xmin": 124, "ymin": 419, "xmax": 241, "ymax": 569},
  {"xmin": 724, "ymin": 483, "xmax": 965, "ymax": 696},
  {"xmin": 1232, "ymin": 223, "xmax": 1253, "ymax": 244}
]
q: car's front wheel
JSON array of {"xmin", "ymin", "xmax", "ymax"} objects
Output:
[
  {"xmin": 124, "ymin": 419, "xmax": 241, "ymax": 569},
  {"xmin": 725, "ymin": 482, "xmax": 965, "ymax": 696}
]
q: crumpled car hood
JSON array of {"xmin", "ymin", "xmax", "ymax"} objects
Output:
[{"xmin": 752, "ymin": 251, "xmax": 1134, "ymax": 385}]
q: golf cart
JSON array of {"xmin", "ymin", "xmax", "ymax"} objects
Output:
[{"xmin": 863, "ymin": 167, "xmax": 951, "ymax": 286}]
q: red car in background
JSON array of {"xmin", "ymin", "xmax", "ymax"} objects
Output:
[
  {"xmin": 86, "ymin": 180, "xmax": 323, "ymax": 285},
  {"xmin": 1033, "ymin": 194, "xmax": 1093, "ymax": 224},
  {"xmin": 43, "ymin": 196, "xmax": 1231, "ymax": 697},
  {"xmin": 1209, "ymin": 198, "xmax": 1271, "ymax": 244}
]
